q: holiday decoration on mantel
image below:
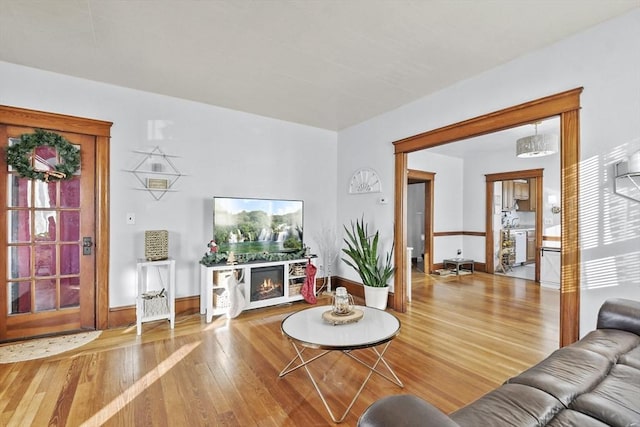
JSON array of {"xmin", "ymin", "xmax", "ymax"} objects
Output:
[
  {"xmin": 200, "ymin": 241, "xmax": 307, "ymax": 267},
  {"xmin": 6, "ymin": 129, "xmax": 80, "ymax": 182}
]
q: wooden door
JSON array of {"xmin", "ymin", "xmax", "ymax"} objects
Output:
[{"xmin": 0, "ymin": 125, "xmax": 97, "ymax": 340}]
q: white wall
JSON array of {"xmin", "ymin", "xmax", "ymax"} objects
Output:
[
  {"xmin": 408, "ymin": 150, "xmax": 464, "ymax": 266},
  {"xmin": 337, "ymin": 9, "xmax": 640, "ymax": 335},
  {"xmin": 0, "ymin": 61, "xmax": 338, "ymax": 307}
]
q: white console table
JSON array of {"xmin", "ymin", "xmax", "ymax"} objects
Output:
[
  {"xmin": 136, "ymin": 258, "xmax": 175, "ymax": 335},
  {"xmin": 200, "ymin": 258, "xmax": 315, "ymax": 322}
]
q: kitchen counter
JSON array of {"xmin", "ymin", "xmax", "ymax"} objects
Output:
[{"xmin": 502, "ymin": 226, "xmax": 535, "ymax": 231}]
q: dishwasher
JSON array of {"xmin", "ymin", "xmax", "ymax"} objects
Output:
[{"xmin": 513, "ymin": 231, "xmax": 527, "ymax": 265}]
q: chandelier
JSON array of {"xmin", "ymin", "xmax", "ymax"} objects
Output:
[{"xmin": 516, "ymin": 123, "xmax": 558, "ymax": 158}]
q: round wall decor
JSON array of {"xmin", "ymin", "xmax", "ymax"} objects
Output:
[{"xmin": 349, "ymin": 168, "xmax": 382, "ymax": 194}]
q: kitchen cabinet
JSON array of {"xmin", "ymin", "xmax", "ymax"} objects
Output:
[
  {"xmin": 516, "ymin": 179, "xmax": 537, "ymax": 211},
  {"xmin": 502, "ymin": 181, "xmax": 514, "ymax": 210},
  {"xmin": 526, "ymin": 231, "xmax": 536, "ymax": 263},
  {"xmin": 514, "ymin": 181, "xmax": 529, "ymax": 200}
]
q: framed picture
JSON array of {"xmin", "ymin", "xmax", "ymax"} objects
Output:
[{"xmin": 146, "ymin": 178, "xmax": 169, "ymax": 190}]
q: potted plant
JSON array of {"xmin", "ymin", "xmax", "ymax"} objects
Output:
[{"xmin": 342, "ymin": 217, "xmax": 395, "ymax": 309}]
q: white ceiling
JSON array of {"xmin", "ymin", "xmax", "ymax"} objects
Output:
[{"xmin": 0, "ymin": 1, "xmax": 638, "ymax": 131}]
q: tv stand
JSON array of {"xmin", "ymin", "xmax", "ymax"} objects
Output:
[{"xmin": 200, "ymin": 257, "xmax": 315, "ymax": 322}]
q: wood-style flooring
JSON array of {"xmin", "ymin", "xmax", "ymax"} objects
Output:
[{"xmin": 0, "ymin": 271, "xmax": 559, "ymax": 426}]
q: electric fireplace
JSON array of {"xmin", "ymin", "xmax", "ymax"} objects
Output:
[{"xmin": 250, "ymin": 265, "xmax": 284, "ymax": 302}]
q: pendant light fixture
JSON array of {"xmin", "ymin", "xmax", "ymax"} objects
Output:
[{"xmin": 516, "ymin": 122, "xmax": 558, "ymax": 158}]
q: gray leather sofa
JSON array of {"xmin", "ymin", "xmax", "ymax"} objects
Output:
[{"xmin": 358, "ymin": 298, "xmax": 640, "ymax": 427}]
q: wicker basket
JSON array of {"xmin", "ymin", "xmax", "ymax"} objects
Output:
[
  {"xmin": 289, "ymin": 264, "xmax": 306, "ymax": 277},
  {"xmin": 289, "ymin": 283, "xmax": 303, "ymax": 296},
  {"xmin": 213, "ymin": 290, "xmax": 231, "ymax": 308},
  {"xmin": 145, "ymin": 230, "xmax": 168, "ymax": 261},
  {"xmin": 143, "ymin": 295, "xmax": 168, "ymax": 317}
]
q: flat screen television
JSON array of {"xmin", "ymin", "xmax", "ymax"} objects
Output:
[{"xmin": 213, "ymin": 196, "xmax": 303, "ymax": 255}]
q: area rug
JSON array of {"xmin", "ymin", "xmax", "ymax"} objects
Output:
[
  {"xmin": 429, "ymin": 269, "xmax": 473, "ymax": 279},
  {"xmin": 0, "ymin": 330, "xmax": 101, "ymax": 364}
]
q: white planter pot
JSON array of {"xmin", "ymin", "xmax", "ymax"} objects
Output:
[{"xmin": 364, "ymin": 286, "xmax": 389, "ymax": 310}]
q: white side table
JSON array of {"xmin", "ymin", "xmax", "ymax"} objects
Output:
[{"xmin": 136, "ymin": 258, "xmax": 175, "ymax": 335}]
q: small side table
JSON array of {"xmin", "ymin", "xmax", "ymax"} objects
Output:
[
  {"xmin": 136, "ymin": 258, "xmax": 175, "ymax": 335},
  {"xmin": 443, "ymin": 258, "xmax": 474, "ymax": 275}
]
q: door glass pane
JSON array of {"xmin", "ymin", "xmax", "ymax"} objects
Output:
[
  {"xmin": 60, "ymin": 211, "xmax": 79, "ymax": 242},
  {"xmin": 60, "ymin": 244, "xmax": 80, "ymax": 275},
  {"xmin": 6, "ymin": 138, "xmax": 20, "ymax": 172},
  {"xmin": 9, "ymin": 281, "xmax": 31, "ymax": 314},
  {"xmin": 60, "ymin": 177, "xmax": 80, "ymax": 208},
  {"xmin": 34, "ymin": 211, "xmax": 56, "ymax": 241},
  {"xmin": 8, "ymin": 210, "xmax": 31, "ymax": 243},
  {"xmin": 8, "ymin": 175, "xmax": 30, "ymax": 207},
  {"xmin": 34, "ymin": 180, "xmax": 57, "ymax": 208},
  {"xmin": 35, "ymin": 279, "xmax": 56, "ymax": 311},
  {"xmin": 8, "ymin": 246, "xmax": 31, "ymax": 279},
  {"xmin": 34, "ymin": 145, "xmax": 58, "ymax": 172},
  {"xmin": 35, "ymin": 244, "xmax": 56, "ymax": 277},
  {"xmin": 60, "ymin": 277, "xmax": 80, "ymax": 308}
]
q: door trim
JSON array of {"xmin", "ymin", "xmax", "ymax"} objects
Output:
[
  {"xmin": 392, "ymin": 88, "xmax": 582, "ymax": 347},
  {"xmin": 408, "ymin": 169, "xmax": 434, "ymax": 274},
  {"xmin": 0, "ymin": 105, "xmax": 112, "ymax": 330},
  {"xmin": 485, "ymin": 169, "xmax": 544, "ymax": 281}
]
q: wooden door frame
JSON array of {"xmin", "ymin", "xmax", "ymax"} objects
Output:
[
  {"xmin": 0, "ymin": 105, "xmax": 112, "ymax": 330},
  {"xmin": 485, "ymin": 169, "xmax": 544, "ymax": 280},
  {"xmin": 392, "ymin": 88, "xmax": 582, "ymax": 347},
  {"xmin": 408, "ymin": 169, "xmax": 434, "ymax": 274}
]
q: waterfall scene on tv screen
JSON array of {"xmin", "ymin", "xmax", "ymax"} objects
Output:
[{"xmin": 213, "ymin": 197, "xmax": 303, "ymax": 255}]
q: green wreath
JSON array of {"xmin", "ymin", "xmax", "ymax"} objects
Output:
[{"xmin": 6, "ymin": 129, "xmax": 80, "ymax": 181}]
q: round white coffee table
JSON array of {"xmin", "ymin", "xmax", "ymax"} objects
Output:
[{"xmin": 279, "ymin": 305, "xmax": 403, "ymax": 423}]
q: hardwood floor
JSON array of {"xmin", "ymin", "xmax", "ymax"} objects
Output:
[{"xmin": 0, "ymin": 271, "xmax": 559, "ymax": 426}]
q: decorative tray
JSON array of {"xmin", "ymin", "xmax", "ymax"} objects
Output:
[{"xmin": 322, "ymin": 308, "xmax": 364, "ymax": 325}]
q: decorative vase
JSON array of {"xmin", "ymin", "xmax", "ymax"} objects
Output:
[{"xmin": 364, "ymin": 286, "xmax": 389, "ymax": 310}]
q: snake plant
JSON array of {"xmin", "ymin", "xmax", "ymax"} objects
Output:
[{"xmin": 342, "ymin": 217, "xmax": 394, "ymax": 287}]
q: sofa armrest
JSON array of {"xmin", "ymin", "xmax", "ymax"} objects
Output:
[
  {"xmin": 358, "ymin": 394, "xmax": 460, "ymax": 427},
  {"xmin": 597, "ymin": 298, "xmax": 640, "ymax": 335}
]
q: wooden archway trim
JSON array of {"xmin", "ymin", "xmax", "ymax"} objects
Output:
[{"xmin": 393, "ymin": 87, "xmax": 582, "ymax": 347}]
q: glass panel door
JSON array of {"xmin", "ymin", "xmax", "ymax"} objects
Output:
[
  {"xmin": 1, "ymin": 125, "xmax": 96, "ymax": 340},
  {"xmin": 6, "ymin": 139, "xmax": 83, "ymax": 315}
]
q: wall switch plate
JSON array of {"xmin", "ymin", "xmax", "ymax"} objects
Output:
[{"xmin": 126, "ymin": 212, "xmax": 135, "ymax": 225}]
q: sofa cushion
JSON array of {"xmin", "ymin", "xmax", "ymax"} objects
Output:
[
  {"xmin": 569, "ymin": 364, "xmax": 640, "ymax": 427},
  {"xmin": 572, "ymin": 329, "xmax": 640, "ymax": 362},
  {"xmin": 546, "ymin": 409, "xmax": 610, "ymax": 427},
  {"xmin": 451, "ymin": 383, "xmax": 563, "ymax": 427},
  {"xmin": 507, "ymin": 347, "xmax": 611, "ymax": 405},
  {"xmin": 357, "ymin": 394, "xmax": 460, "ymax": 427},
  {"xmin": 619, "ymin": 344, "xmax": 640, "ymax": 370},
  {"xmin": 597, "ymin": 298, "xmax": 640, "ymax": 335}
]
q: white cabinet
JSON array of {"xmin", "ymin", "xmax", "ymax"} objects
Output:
[
  {"xmin": 136, "ymin": 259, "xmax": 176, "ymax": 335},
  {"xmin": 200, "ymin": 258, "xmax": 315, "ymax": 323},
  {"xmin": 540, "ymin": 247, "xmax": 560, "ymax": 289}
]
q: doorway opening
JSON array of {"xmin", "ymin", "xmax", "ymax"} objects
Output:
[
  {"xmin": 485, "ymin": 169, "xmax": 544, "ymax": 283},
  {"xmin": 392, "ymin": 88, "xmax": 582, "ymax": 347},
  {"xmin": 407, "ymin": 170, "xmax": 434, "ymax": 274}
]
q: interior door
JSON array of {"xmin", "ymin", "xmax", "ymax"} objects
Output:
[{"xmin": 0, "ymin": 125, "xmax": 96, "ymax": 341}]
